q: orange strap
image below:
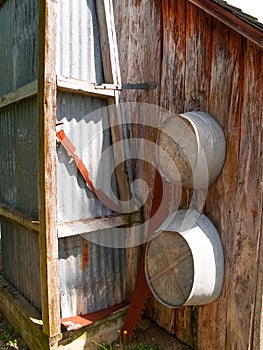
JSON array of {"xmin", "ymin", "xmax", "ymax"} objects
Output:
[
  {"xmin": 56, "ymin": 129, "xmax": 120, "ymax": 213},
  {"xmin": 56, "ymin": 130, "xmax": 96, "ymax": 192}
]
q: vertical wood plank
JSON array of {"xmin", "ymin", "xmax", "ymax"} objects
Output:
[
  {"xmin": 196, "ymin": 17, "xmax": 244, "ymax": 350},
  {"xmin": 95, "ymin": 0, "xmax": 121, "ymax": 86},
  {"xmin": 184, "ymin": 2, "xmax": 213, "ymax": 112},
  {"xmin": 242, "ymin": 40, "xmax": 263, "ymax": 350},
  {"xmin": 146, "ymin": 0, "xmax": 187, "ymax": 331},
  {"xmin": 96, "ymin": 0, "xmax": 137, "ymax": 299},
  {"xmin": 95, "ymin": 0, "xmax": 130, "ymax": 203},
  {"xmin": 113, "ymin": 0, "xmax": 161, "ymax": 107},
  {"xmin": 113, "ymin": 0, "xmax": 162, "ymax": 299},
  {"xmin": 173, "ymin": 4, "xmax": 214, "ymax": 347},
  {"xmin": 38, "ymin": 0, "xmax": 61, "ymax": 338},
  {"xmin": 253, "ymin": 212, "xmax": 263, "ymax": 349},
  {"xmin": 186, "ymin": 15, "xmax": 243, "ymax": 349},
  {"xmin": 159, "ymin": 0, "xmax": 186, "ymax": 114}
]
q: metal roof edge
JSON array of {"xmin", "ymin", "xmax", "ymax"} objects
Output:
[
  {"xmin": 188, "ymin": 0, "xmax": 263, "ymax": 48},
  {"xmin": 213, "ymin": 0, "xmax": 263, "ymax": 31}
]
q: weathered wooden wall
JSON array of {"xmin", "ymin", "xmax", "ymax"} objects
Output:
[{"xmin": 113, "ymin": 1, "xmax": 263, "ymax": 349}]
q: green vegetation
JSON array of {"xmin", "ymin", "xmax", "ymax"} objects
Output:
[
  {"xmin": 0, "ymin": 312, "xmax": 24, "ymax": 349},
  {"xmin": 94, "ymin": 341, "xmax": 159, "ymax": 350}
]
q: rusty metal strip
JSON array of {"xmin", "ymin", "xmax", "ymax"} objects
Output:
[
  {"xmin": 56, "ymin": 130, "xmax": 96, "ymax": 192},
  {"xmin": 94, "ymin": 82, "xmax": 157, "ymax": 90},
  {"xmin": 56, "ymin": 129, "xmax": 121, "ymax": 213},
  {"xmin": 61, "ymin": 302, "xmax": 127, "ymax": 331},
  {"xmin": 121, "ymin": 171, "xmax": 171, "ymax": 341}
]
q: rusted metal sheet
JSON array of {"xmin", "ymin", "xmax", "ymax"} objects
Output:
[
  {"xmin": 1, "ymin": 219, "xmax": 41, "ymax": 312},
  {"xmin": 61, "ymin": 303, "xmax": 127, "ymax": 331},
  {"xmin": 57, "ymin": 0, "xmax": 104, "ymax": 83},
  {"xmin": 0, "ymin": 98, "xmax": 38, "ymax": 218},
  {"xmin": 58, "ymin": 235, "xmax": 126, "ymax": 318},
  {"xmin": 0, "ymin": 0, "xmax": 38, "ymax": 95}
]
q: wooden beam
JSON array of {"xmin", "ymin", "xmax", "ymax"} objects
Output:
[
  {"xmin": 57, "ymin": 212, "xmax": 141, "ymax": 238},
  {"xmin": 0, "ymin": 81, "xmax": 37, "ymax": 111},
  {"xmin": 38, "ymin": 0, "xmax": 61, "ymax": 338},
  {"xmin": 252, "ymin": 204, "xmax": 263, "ymax": 349},
  {"xmin": 95, "ymin": 0, "xmax": 121, "ymax": 86},
  {"xmin": 95, "ymin": 0, "xmax": 141, "ymax": 300},
  {"xmin": 188, "ymin": 0, "xmax": 263, "ymax": 48},
  {"xmin": 57, "ymin": 76, "xmax": 117, "ymax": 98},
  {"xmin": 95, "ymin": 0, "xmax": 131, "ymax": 203},
  {"xmin": 0, "ymin": 202, "xmax": 39, "ymax": 232}
]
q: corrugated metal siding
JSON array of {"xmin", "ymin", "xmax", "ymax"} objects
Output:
[
  {"xmin": 56, "ymin": 92, "xmax": 126, "ymax": 316},
  {"xmin": 1, "ymin": 219, "xmax": 41, "ymax": 312},
  {"xmin": 56, "ymin": 92, "xmax": 117, "ymax": 223},
  {"xmin": 0, "ymin": 97, "xmax": 38, "ymax": 218},
  {"xmin": 0, "ymin": 95, "xmax": 40, "ymax": 309},
  {"xmin": 59, "ymin": 236, "xmax": 125, "ymax": 318},
  {"xmin": 0, "ymin": 0, "xmax": 39, "ymax": 314},
  {"xmin": 0, "ymin": 0, "xmax": 14, "ymax": 95},
  {"xmin": 0, "ymin": 0, "xmax": 38, "ymax": 95},
  {"xmin": 14, "ymin": 0, "xmax": 39, "ymax": 89},
  {"xmin": 57, "ymin": 0, "xmax": 104, "ymax": 83}
]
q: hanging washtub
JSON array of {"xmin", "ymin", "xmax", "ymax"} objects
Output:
[
  {"xmin": 157, "ymin": 111, "xmax": 226, "ymax": 189},
  {"xmin": 145, "ymin": 209, "xmax": 224, "ymax": 307}
]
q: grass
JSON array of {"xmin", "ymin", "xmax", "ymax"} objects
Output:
[
  {"xmin": 0, "ymin": 323, "xmax": 19, "ymax": 349},
  {"xmin": 0, "ymin": 309, "xmax": 162, "ymax": 350},
  {"xmin": 0, "ymin": 311, "xmax": 27, "ymax": 349},
  {"xmin": 94, "ymin": 341, "xmax": 159, "ymax": 350}
]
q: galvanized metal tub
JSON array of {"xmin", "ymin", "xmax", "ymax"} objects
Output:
[
  {"xmin": 157, "ymin": 111, "xmax": 226, "ymax": 189},
  {"xmin": 145, "ymin": 209, "xmax": 224, "ymax": 307}
]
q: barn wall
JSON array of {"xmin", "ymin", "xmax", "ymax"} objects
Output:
[
  {"xmin": 56, "ymin": 91, "xmax": 126, "ymax": 317},
  {"xmin": 0, "ymin": 0, "xmax": 41, "ymax": 312},
  {"xmin": 55, "ymin": 0, "xmax": 127, "ymax": 317},
  {"xmin": 57, "ymin": 0, "xmax": 104, "ymax": 83},
  {"xmin": 1, "ymin": 219, "xmax": 41, "ymax": 311},
  {"xmin": 113, "ymin": 1, "xmax": 263, "ymax": 349},
  {"xmin": 0, "ymin": 0, "xmax": 38, "ymax": 95},
  {"xmin": 0, "ymin": 98, "xmax": 38, "ymax": 218},
  {"xmin": 0, "ymin": 97, "xmax": 40, "ymax": 310}
]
